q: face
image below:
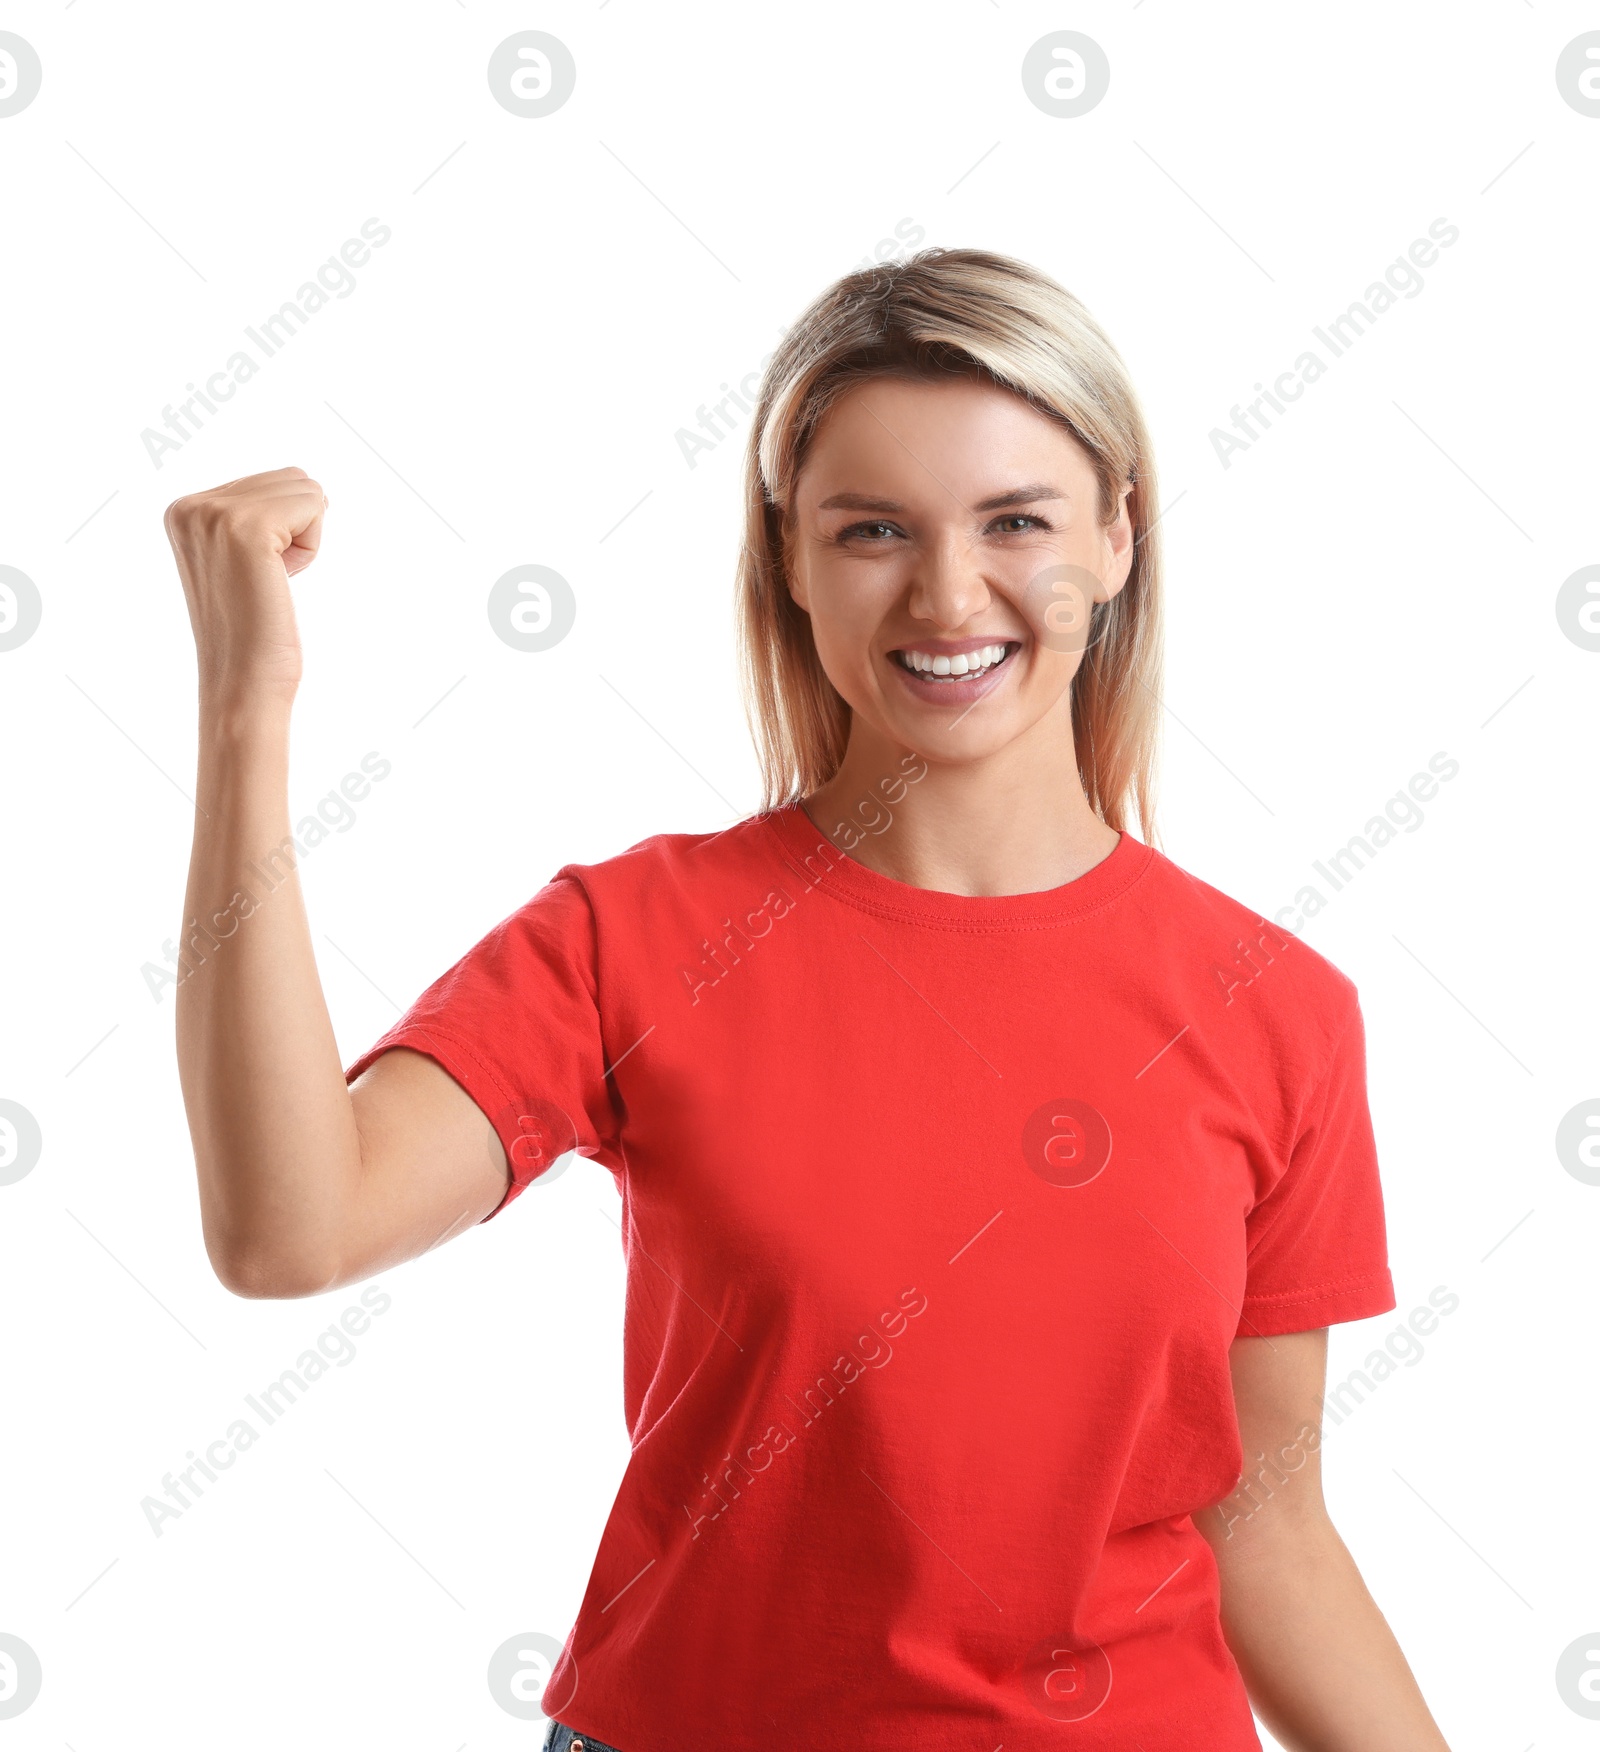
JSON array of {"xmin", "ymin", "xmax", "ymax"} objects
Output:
[{"xmin": 785, "ymin": 372, "xmax": 1133, "ymax": 767}]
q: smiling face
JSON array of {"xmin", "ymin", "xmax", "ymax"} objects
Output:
[{"xmin": 785, "ymin": 371, "xmax": 1135, "ymax": 776}]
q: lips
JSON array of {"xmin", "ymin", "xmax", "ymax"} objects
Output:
[{"xmin": 887, "ymin": 638, "xmax": 1022, "ymax": 699}]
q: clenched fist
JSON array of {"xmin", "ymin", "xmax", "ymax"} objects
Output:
[{"xmin": 163, "ymin": 467, "xmax": 327, "ymax": 703}]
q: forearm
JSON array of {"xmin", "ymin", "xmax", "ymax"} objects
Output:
[
  {"xmin": 175, "ymin": 688, "xmax": 361, "ymax": 1294},
  {"xmin": 1211, "ymin": 1511, "xmax": 1450, "ymax": 1752}
]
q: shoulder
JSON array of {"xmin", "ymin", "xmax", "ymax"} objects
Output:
[
  {"xmin": 544, "ymin": 810, "xmax": 786, "ymax": 911},
  {"xmin": 1133, "ymin": 840, "xmax": 1360, "ymax": 1056},
  {"xmin": 474, "ymin": 814, "xmax": 783, "ymax": 992}
]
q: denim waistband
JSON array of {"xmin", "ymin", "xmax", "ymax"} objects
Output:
[{"xmin": 543, "ymin": 1718, "xmax": 626, "ymax": 1752}]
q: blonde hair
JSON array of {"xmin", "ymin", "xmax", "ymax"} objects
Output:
[{"xmin": 734, "ymin": 246, "xmax": 1163, "ymax": 842}]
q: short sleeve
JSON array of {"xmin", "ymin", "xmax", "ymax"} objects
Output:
[
  {"xmin": 1236, "ymin": 994, "xmax": 1397, "ymax": 1338},
  {"xmin": 342, "ymin": 871, "xmax": 621, "ymax": 1221}
]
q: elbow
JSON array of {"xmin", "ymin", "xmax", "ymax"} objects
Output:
[
  {"xmin": 205, "ymin": 1233, "xmax": 342, "ymax": 1301},
  {"xmin": 1202, "ymin": 1490, "xmax": 1342, "ymax": 1578},
  {"xmin": 208, "ymin": 1250, "xmax": 290, "ymax": 1300}
]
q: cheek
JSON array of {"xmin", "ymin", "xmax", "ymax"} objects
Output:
[
  {"xmin": 1007, "ymin": 559, "xmax": 1104, "ymax": 663},
  {"xmin": 1026, "ymin": 641, "xmax": 1089, "ymax": 699},
  {"xmin": 805, "ymin": 568, "xmax": 895, "ymax": 668}
]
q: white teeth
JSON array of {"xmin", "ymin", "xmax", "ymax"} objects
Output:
[{"xmin": 897, "ymin": 642, "xmax": 1011, "ymax": 678}]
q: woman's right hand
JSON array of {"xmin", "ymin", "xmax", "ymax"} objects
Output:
[{"xmin": 163, "ymin": 466, "xmax": 327, "ymax": 703}]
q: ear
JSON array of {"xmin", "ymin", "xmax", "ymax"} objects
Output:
[{"xmin": 1099, "ymin": 480, "xmax": 1136, "ymax": 603}]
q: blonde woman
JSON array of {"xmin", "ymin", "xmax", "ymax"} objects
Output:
[{"xmin": 164, "ymin": 249, "xmax": 1451, "ymax": 1751}]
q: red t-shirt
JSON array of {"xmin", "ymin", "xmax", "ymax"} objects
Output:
[{"xmin": 344, "ymin": 800, "xmax": 1396, "ymax": 1750}]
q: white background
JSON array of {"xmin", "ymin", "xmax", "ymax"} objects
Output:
[{"xmin": 2, "ymin": 2, "xmax": 1596, "ymax": 1747}]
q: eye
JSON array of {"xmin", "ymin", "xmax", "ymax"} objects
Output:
[
  {"xmin": 991, "ymin": 513, "xmax": 1053, "ymax": 534},
  {"xmin": 837, "ymin": 519, "xmax": 904, "ymax": 543}
]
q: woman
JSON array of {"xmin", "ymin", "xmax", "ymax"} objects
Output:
[{"xmin": 164, "ymin": 249, "xmax": 1451, "ymax": 1750}]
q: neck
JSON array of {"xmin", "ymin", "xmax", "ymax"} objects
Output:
[{"xmin": 803, "ymin": 699, "xmax": 1120, "ymax": 898}]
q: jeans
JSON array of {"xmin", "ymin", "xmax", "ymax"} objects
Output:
[{"xmin": 542, "ymin": 1718, "xmax": 626, "ymax": 1752}]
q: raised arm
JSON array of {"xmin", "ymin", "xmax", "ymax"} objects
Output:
[{"xmin": 165, "ymin": 469, "xmax": 509, "ymax": 1298}]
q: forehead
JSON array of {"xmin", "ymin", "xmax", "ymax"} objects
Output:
[{"xmin": 795, "ymin": 372, "xmax": 1095, "ymax": 506}]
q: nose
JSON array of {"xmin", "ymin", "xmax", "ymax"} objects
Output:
[{"xmin": 906, "ymin": 526, "xmax": 992, "ymax": 630}]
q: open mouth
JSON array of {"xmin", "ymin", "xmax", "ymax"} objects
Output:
[{"xmin": 891, "ymin": 640, "xmax": 1021, "ymax": 682}]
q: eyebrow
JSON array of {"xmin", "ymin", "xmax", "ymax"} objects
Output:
[{"xmin": 816, "ymin": 483, "xmax": 1067, "ymax": 515}]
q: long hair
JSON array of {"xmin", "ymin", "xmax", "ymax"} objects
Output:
[{"xmin": 734, "ymin": 246, "xmax": 1163, "ymax": 841}]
